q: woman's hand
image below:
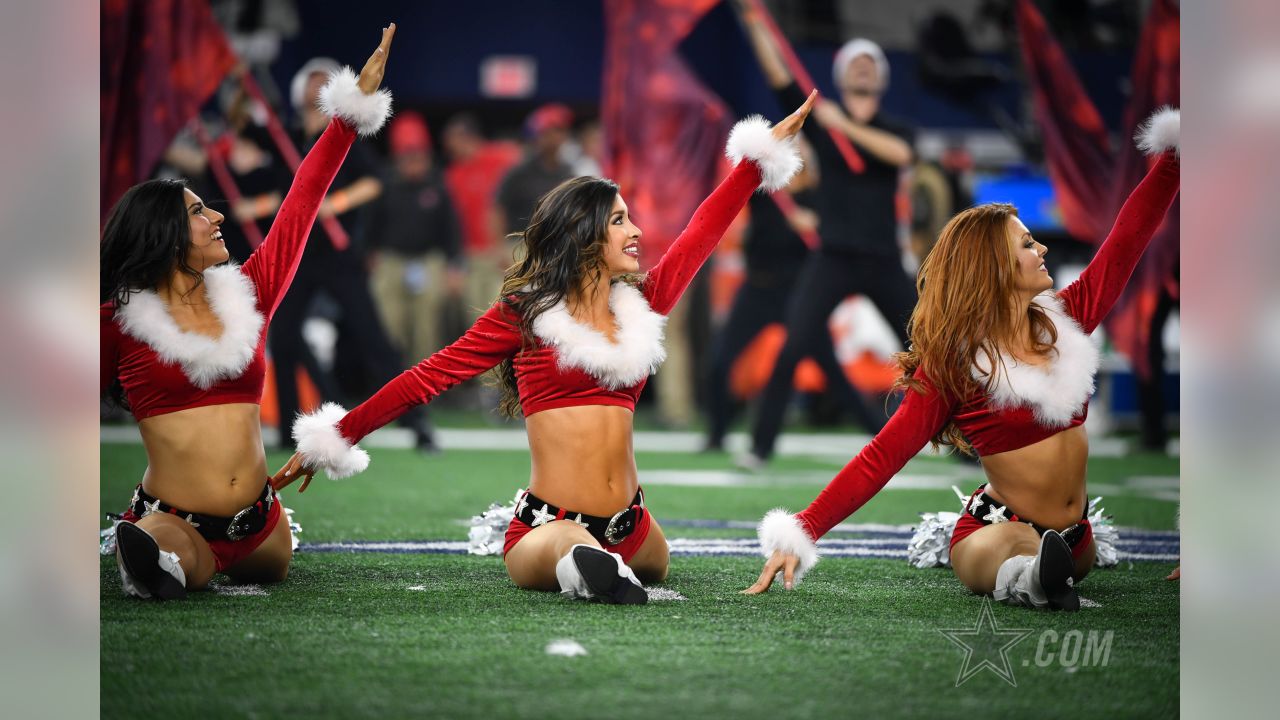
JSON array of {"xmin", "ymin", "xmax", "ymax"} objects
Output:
[
  {"xmin": 270, "ymin": 452, "xmax": 317, "ymax": 493},
  {"xmin": 772, "ymin": 89, "xmax": 817, "ymax": 141},
  {"xmin": 357, "ymin": 23, "xmax": 396, "ymax": 95},
  {"xmin": 742, "ymin": 549, "xmax": 803, "ymax": 594}
]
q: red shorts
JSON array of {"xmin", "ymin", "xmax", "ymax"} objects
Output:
[
  {"xmin": 120, "ymin": 494, "xmax": 283, "ymax": 573},
  {"xmin": 503, "ymin": 506, "xmax": 654, "ymax": 563},
  {"xmin": 949, "ymin": 487, "xmax": 1093, "ymax": 563}
]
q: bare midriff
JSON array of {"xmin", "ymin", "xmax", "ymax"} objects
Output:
[
  {"xmin": 136, "ymin": 403, "xmax": 269, "ymax": 516},
  {"xmin": 979, "ymin": 424, "xmax": 1089, "ymax": 531},
  {"xmin": 524, "ymin": 404, "xmax": 639, "ymax": 516}
]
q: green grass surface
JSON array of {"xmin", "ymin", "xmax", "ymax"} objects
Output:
[{"xmin": 100, "ymin": 441, "xmax": 1179, "ymax": 719}]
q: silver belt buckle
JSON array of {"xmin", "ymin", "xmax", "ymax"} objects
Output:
[
  {"xmin": 603, "ymin": 509, "xmax": 629, "ymax": 546},
  {"xmin": 226, "ymin": 507, "xmax": 253, "ymax": 541}
]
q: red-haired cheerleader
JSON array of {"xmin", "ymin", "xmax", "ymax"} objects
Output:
[{"xmin": 745, "ymin": 109, "xmax": 1180, "ymax": 610}]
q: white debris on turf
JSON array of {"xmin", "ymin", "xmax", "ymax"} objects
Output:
[
  {"xmin": 905, "ymin": 487, "xmax": 1122, "ymax": 569},
  {"xmin": 645, "ymin": 587, "xmax": 688, "ymax": 602},
  {"xmin": 1086, "ymin": 496, "xmax": 1119, "ymax": 568},
  {"xmin": 467, "ymin": 490, "xmax": 521, "ymax": 555},
  {"xmin": 545, "ymin": 639, "xmax": 589, "ymax": 657},
  {"xmin": 210, "ymin": 583, "xmax": 269, "ymax": 597}
]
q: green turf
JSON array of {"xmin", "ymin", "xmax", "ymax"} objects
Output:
[{"xmin": 100, "ymin": 441, "xmax": 1179, "ymax": 718}]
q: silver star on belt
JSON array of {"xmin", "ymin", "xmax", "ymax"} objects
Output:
[
  {"xmin": 530, "ymin": 503, "xmax": 555, "ymax": 527},
  {"xmin": 515, "ymin": 494, "xmax": 529, "ymax": 518},
  {"xmin": 142, "ymin": 498, "xmax": 162, "ymax": 517},
  {"xmin": 570, "ymin": 513, "xmax": 589, "ymax": 529},
  {"xmin": 983, "ymin": 504, "xmax": 1008, "ymax": 524},
  {"xmin": 184, "ymin": 514, "xmax": 201, "ymax": 529}
]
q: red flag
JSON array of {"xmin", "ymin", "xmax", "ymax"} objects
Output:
[
  {"xmin": 101, "ymin": 0, "xmax": 237, "ymax": 221},
  {"xmin": 1017, "ymin": 0, "xmax": 1179, "ymax": 378},
  {"xmin": 601, "ymin": 0, "xmax": 731, "ymax": 267}
]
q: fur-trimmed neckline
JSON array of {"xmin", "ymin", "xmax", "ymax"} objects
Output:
[
  {"xmin": 115, "ymin": 264, "xmax": 264, "ymax": 390},
  {"xmin": 530, "ymin": 282, "xmax": 668, "ymax": 390},
  {"xmin": 974, "ymin": 292, "xmax": 1101, "ymax": 428}
]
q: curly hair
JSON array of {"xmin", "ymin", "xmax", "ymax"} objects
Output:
[{"xmin": 894, "ymin": 203, "xmax": 1058, "ymax": 455}]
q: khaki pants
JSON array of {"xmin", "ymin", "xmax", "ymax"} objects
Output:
[
  {"xmin": 370, "ymin": 252, "xmax": 449, "ymax": 364},
  {"xmin": 462, "ymin": 245, "xmax": 512, "ymax": 319}
]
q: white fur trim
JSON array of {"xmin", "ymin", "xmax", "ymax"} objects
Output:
[
  {"xmin": 317, "ymin": 66, "xmax": 393, "ymax": 137},
  {"xmin": 974, "ymin": 293, "xmax": 1101, "ymax": 428},
  {"xmin": 292, "ymin": 402, "xmax": 370, "ymax": 479},
  {"xmin": 1135, "ymin": 107, "xmax": 1179, "ymax": 156},
  {"xmin": 725, "ymin": 115, "xmax": 803, "ymax": 192},
  {"xmin": 531, "ymin": 282, "xmax": 667, "ymax": 390},
  {"xmin": 757, "ymin": 509, "xmax": 819, "ymax": 584},
  {"xmin": 115, "ymin": 265, "xmax": 264, "ymax": 390}
]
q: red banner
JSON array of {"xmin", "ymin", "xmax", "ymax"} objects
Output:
[{"xmin": 101, "ymin": 0, "xmax": 236, "ymax": 221}]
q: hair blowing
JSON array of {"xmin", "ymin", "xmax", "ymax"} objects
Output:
[
  {"xmin": 491, "ymin": 176, "xmax": 638, "ymax": 417},
  {"xmin": 894, "ymin": 203, "xmax": 1057, "ymax": 455},
  {"xmin": 100, "ymin": 179, "xmax": 205, "ymax": 306}
]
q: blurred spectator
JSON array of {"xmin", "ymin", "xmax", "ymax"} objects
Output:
[
  {"xmin": 494, "ymin": 103, "xmax": 574, "ymax": 247},
  {"xmin": 442, "ymin": 113, "xmax": 522, "ymax": 318},
  {"xmin": 565, "ymin": 119, "xmax": 603, "ymax": 178},
  {"xmin": 269, "ymin": 58, "xmax": 436, "ymax": 450},
  {"xmin": 366, "ymin": 111, "xmax": 464, "ymax": 365}
]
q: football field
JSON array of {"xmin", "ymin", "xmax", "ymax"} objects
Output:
[{"xmin": 100, "ymin": 427, "xmax": 1179, "ymax": 719}]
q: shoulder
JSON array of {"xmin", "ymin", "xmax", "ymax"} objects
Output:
[{"xmin": 100, "ymin": 302, "xmax": 119, "ymax": 325}]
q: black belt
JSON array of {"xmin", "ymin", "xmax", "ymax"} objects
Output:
[
  {"xmin": 515, "ymin": 488, "xmax": 645, "ymax": 546},
  {"xmin": 965, "ymin": 484, "xmax": 1089, "ymax": 549},
  {"xmin": 128, "ymin": 482, "xmax": 275, "ymax": 543}
]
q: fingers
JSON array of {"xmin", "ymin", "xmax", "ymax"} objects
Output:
[
  {"xmin": 298, "ymin": 472, "xmax": 315, "ymax": 493},
  {"xmin": 782, "ymin": 554, "xmax": 798, "ymax": 590},
  {"xmin": 795, "ymin": 88, "xmax": 817, "ymax": 120},
  {"xmin": 741, "ymin": 555, "xmax": 782, "ymax": 594}
]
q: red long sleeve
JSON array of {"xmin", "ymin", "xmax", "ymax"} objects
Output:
[
  {"xmin": 1058, "ymin": 153, "xmax": 1180, "ymax": 332},
  {"xmin": 336, "ymin": 302, "xmax": 522, "ymax": 444},
  {"xmin": 796, "ymin": 372, "xmax": 956, "ymax": 540},
  {"xmin": 642, "ymin": 160, "xmax": 763, "ymax": 315},
  {"xmin": 100, "ymin": 305, "xmax": 120, "ymax": 393},
  {"xmin": 240, "ymin": 118, "xmax": 357, "ymax": 320}
]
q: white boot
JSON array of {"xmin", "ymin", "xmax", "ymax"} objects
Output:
[
  {"xmin": 554, "ymin": 544, "xmax": 647, "ymax": 605},
  {"xmin": 116, "ymin": 522, "xmax": 188, "ymax": 600},
  {"xmin": 993, "ymin": 531, "xmax": 1079, "ymax": 611}
]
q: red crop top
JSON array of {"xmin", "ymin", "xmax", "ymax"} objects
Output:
[
  {"xmin": 294, "ymin": 116, "xmax": 805, "ymax": 477},
  {"xmin": 794, "ymin": 150, "xmax": 1180, "ymax": 541},
  {"xmin": 100, "ymin": 116, "xmax": 360, "ymax": 420}
]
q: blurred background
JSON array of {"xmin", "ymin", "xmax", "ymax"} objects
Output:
[{"xmin": 101, "ymin": 0, "xmax": 1181, "ymax": 458}]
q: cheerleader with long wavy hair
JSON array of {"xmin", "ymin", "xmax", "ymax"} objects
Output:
[{"xmin": 745, "ymin": 109, "xmax": 1180, "ymax": 610}]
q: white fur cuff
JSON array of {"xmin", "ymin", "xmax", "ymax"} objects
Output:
[
  {"xmin": 318, "ymin": 66, "xmax": 393, "ymax": 137},
  {"xmin": 292, "ymin": 402, "xmax": 370, "ymax": 479},
  {"xmin": 758, "ymin": 508, "xmax": 820, "ymax": 583},
  {"xmin": 1135, "ymin": 107, "xmax": 1179, "ymax": 156},
  {"xmin": 726, "ymin": 115, "xmax": 803, "ymax": 192}
]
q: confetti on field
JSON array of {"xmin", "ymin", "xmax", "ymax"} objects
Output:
[
  {"xmin": 545, "ymin": 639, "xmax": 589, "ymax": 657},
  {"xmin": 211, "ymin": 584, "xmax": 268, "ymax": 597},
  {"xmin": 645, "ymin": 587, "xmax": 688, "ymax": 602},
  {"xmin": 1079, "ymin": 597, "xmax": 1103, "ymax": 608}
]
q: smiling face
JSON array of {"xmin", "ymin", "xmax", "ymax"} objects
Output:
[
  {"xmin": 1007, "ymin": 215, "xmax": 1052, "ymax": 296},
  {"xmin": 601, "ymin": 193, "xmax": 642, "ymax": 276},
  {"xmin": 182, "ymin": 188, "xmax": 228, "ymax": 271}
]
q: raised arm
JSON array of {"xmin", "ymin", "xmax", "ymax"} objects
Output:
[
  {"xmin": 279, "ymin": 302, "xmax": 522, "ymax": 484},
  {"xmin": 240, "ymin": 25, "xmax": 396, "ymax": 319},
  {"xmin": 1059, "ymin": 108, "xmax": 1180, "ymax": 333},
  {"xmin": 744, "ymin": 372, "xmax": 956, "ymax": 593},
  {"xmin": 643, "ymin": 93, "xmax": 815, "ymax": 315}
]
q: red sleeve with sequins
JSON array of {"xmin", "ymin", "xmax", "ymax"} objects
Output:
[
  {"xmin": 1058, "ymin": 152, "xmax": 1180, "ymax": 333},
  {"xmin": 335, "ymin": 302, "xmax": 522, "ymax": 444},
  {"xmin": 240, "ymin": 118, "xmax": 357, "ymax": 320},
  {"xmin": 641, "ymin": 160, "xmax": 763, "ymax": 315},
  {"xmin": 795, "ymin": 371, "xmax": 956, "ymax": 540}
]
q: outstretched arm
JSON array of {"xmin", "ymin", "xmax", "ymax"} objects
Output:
[
  {"xmin": 643, "ymin": 92, "xmax": 815, "ymax": 315},
  {"xmin": 744, "ymin": 373, "xmax": 955, "ymax": 593},
  {"xmin": 241, "ymin": 24, "xmax": 396, "ymax": 319},
  {"xmin": 275, "ymin": 302, "xmax": 522, "ymax": 486},
  {"xmin": 1059, "ymin": 108, "xmax": 1180, "ymax": 333}
]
